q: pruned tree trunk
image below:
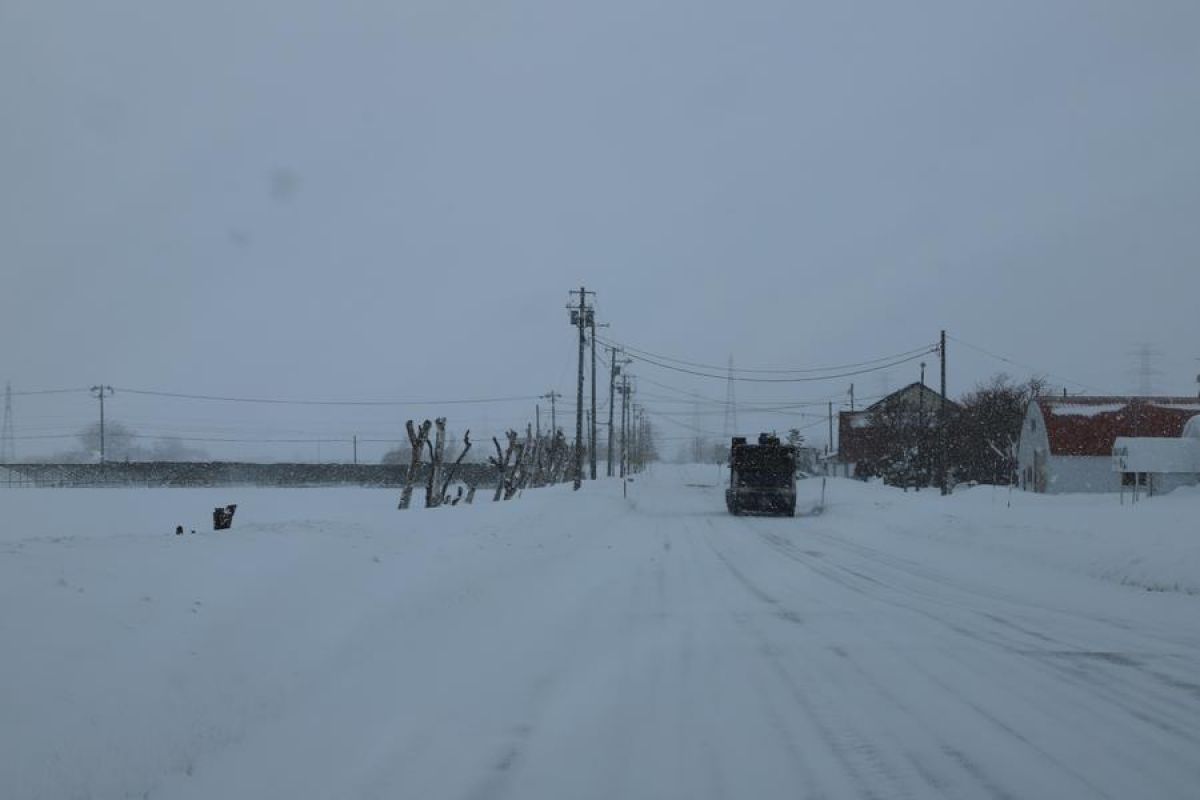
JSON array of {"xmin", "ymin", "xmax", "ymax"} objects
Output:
[
  {"xmin": 504, "ymin": 435, "xmax": 526, "ymax": 500},
  {"xmin": 425, "ymin": 417, "xmax": 447, "ymax": 508},
  {"xmin": 530, "ymin": 433, "xmax": 545, "ymax": 488},
  {"xmin": 439, "ymin": 430, "xmax": 472, "ymax": 503},
  {"xmin": 398, "ymin": 419, "xmax": 431, "ymax": 510},
  {"xmin": 464, "ymin": 484, "xmax": 477, "ymax": 504},
  {"xmin": 516, "ymin": 425, "xmax": 536, "ymax": 491},
  {"xmin": 490, "ymin": 433, "xmax": 517, "ymax": 502},
  {"xmin": 548, "ymin": 432, "xmax": 570, "ymax": 484}
]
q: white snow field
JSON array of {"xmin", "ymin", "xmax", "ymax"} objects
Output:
[{"xmin": 2, "ymin": 468, "xmax": 1199, "ymax": 799}]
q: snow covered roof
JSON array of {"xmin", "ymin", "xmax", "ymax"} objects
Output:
[
  {"xmin": 1184, "ymin": 416, "xmax": 1200, "ymax": 440},
  {"xmin": 1050, "ymin": 403, "xmax": 1126, "ymax": 417},
  {"xmin": 1113, "ymin": 437, "xmax": 1200, "ymax": 474},
  {"xmin": 1035, "ymin": 396, "xmax": 1200, "ymax": 457}
]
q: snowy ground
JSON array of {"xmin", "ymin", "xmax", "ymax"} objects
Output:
[{"xmin": 2, "ymin": 469, "xmax": 1199, "ymax": 799}]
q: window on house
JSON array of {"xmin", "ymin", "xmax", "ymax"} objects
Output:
[{"xmin": 1121, "ymin": 472, "xmax": 1147, "ymax": 487}]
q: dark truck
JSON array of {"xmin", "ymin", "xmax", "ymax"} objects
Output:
[{"xmin": 725, "ymin": 434, "xmax": 797, "ymax": 516}]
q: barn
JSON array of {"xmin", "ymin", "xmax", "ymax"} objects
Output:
[{"xmin": 1017, "ymin": 396, "xmax": 1200, "ymax": 493}]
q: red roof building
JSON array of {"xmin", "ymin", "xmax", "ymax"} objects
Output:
[{"xmin": 1017, "ymin": 396, "xmax": 1200, "ymax": 493}]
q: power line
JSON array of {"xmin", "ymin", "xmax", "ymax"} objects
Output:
[
  {"xmin": 11, "ymin": 433, "xmax": 79, "ymax": 441},
  {"xmin": 625, "ymin": 347, "xmax": 938, "ymax": 383},
  {"xmin": 632, "ymin": 372, "xmax": 844, "ymax": 407},
  {"xmin": 946, "ymin": 335, "xmax": 1094, "ymax": 392},
  {"xmin": 114, "ymin": 387, "xmax": 540, "ymax": 407},
  {"xmin": 596, "ymin": 335, "xmax": 937, "ymax": 375},
  {"xmin": 10, "ymin": 387, "xmax": 90, "ymax": 396}
]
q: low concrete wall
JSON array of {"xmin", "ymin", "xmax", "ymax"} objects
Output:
[{"xmin": 0, "ymin": 462, "xmax": 501, "ymax": 489}]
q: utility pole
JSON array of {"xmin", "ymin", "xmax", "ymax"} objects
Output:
[
  {"xmin": 541, "ymin": 391, "xmax": 562, "ymax": 435},
  {"xmin": 608, "ymin": 347, "xmax": 631, "ymax": 477},
  {"xmin": 849, "ymin": 383, "xmax": 855, "ymax": 411},
  {"xmin": 608, "ymin": 348, "xmax": 617, "ymax": 476},
  {"xmin": 90, "ymin": 385, "xmax": 114, "ymax": 464},
  {"xmin": 636, "ymin": 407, "xmax": 644, "ymax": 471},
  {"xmin": 589, "ymin": 319, "xmax": 607, "ymax": 481},
  {"xmin": 939, "ymin": 329, "xmax": 948, "ymax": 495},
  {"xmin": 1, "ymin": 382, "xmax": 14, "ymax": 464},
  {"xmin": 619, "ymin": 375, "xmax": 630, "ymax": 478},
  {"xmin": 568, "ymin": 287, "xmax": 594, "ymax": 491},
  {"xmin": 536, "ymin": 403, "xmax": 541, "ymax": 439},
  {"xmin": 827, "ymin": 400, "xmax": 834, "ymax": 457},
  {"xmin": 631, "ymin": 404, "xmax": 639, "ymax": 473},
  {"xmin": 353, "ymin": 435, "xmax": 358, "ymax": 465}
]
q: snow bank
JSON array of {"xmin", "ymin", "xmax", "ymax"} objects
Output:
[{"xmin": 809, "ymin": 477, "xmax": 1200, "ymax": 595}]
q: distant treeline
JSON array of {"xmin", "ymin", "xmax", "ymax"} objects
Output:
[{"xmin": 0, "ymin": 462, "xmax": 501, "ymax": 489}]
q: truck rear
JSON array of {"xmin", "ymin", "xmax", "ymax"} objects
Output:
[{"xmin": 726, "ymin": 434, "xmax": 797, "ymax": 516}]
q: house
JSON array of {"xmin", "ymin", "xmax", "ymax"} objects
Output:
[
  {"xmin": 1017, "ymin": 396, "xmax": 1200, "ymax": 493},
  {"xmin": 838, "ymin": 382, "xmax": 957, "ymax": 478},
  {"xmin": 1112, "ymin": 436, "xmax": 1200, "ymax": 497}
]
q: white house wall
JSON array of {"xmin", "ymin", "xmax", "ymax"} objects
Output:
[
  {"xmin": 1017, "ymin": 402, "xmax": 1050, "ymax": 491},
  {"xmin": 1018, "ymin": 402, "xmax": 1122, "ymax": 494},
  {"xmin": 1152, "ymin": 473, "xmax": 1199, "ymax": 495},
  {"xmin": 1045, "ymin": 455, "xmax": 1118, "ymax": 493}
]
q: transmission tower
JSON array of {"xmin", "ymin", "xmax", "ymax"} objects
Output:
[
  {"xmin": 1, "ymin": 382, "xmax": 14, "ymax": 464},
  {"xmin": 1127, "ymin": 343, "xmax": 1164, "ymax": 396},
  {"xmin": 722, "ymin": 355, "xmax": 737, "ymax": 439}
]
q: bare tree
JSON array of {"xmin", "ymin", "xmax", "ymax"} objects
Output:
[
  {"xmin": 425, "ymin": 417, "xmax": 447, "ymax": 508},
  {"xmin": 439, "ymin": 430, "xmax": 472, "ymax": 503},
  {"xmin": 490, "ymin": 432, "xmax": 518, "ymax": 502},
  {"xmin": 503, "ymin": 431, "xmax": 527, "ymax": 500},
  {"xmin": 950, "ymin": 374, "xmax": 1047, "ymax": 485},
  {"xmin": 398, "ymin": 419, "xmax": 431, "ymax": 510}
]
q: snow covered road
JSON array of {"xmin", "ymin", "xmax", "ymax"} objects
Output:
[{"xmin": 3, "ymin": 468, "xmax": 1199, "ymax": 799}]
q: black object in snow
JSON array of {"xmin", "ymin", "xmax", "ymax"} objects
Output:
[{"xmin": 213, "ymin": 504, "xmax": 238, "ymax": 531}]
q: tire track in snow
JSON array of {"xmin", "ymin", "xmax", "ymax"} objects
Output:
[
  {"xmin": 784, "ymin": 525, "xmax": 1200, "ymax": 751},
  {"xmin": 702, "ymin": 527, "xmax": 920, "ymax": 800},
  {"xmin": 734, "ymin": 516, "xmax": 1194, "ymax": 797},
  {"xmin": 713, "ymin": 516, "xmax": 1128, "ymax": 798}
]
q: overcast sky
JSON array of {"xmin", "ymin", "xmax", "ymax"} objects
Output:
[{"xmin": 3, "ymin": 0, "xmax": 1199, "ymax": 461}]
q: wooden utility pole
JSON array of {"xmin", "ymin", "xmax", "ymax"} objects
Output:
[
  {"xmin": 827, "ymin": 400, "xmax": 834, "ymax": 458},
  {"xmin": 608, "ymin": 347, "xmax": 630, "ymax": 477},
  {"xmin": 608, "ymin": 347, "xmax": 617, "ymax": 477},
  {"xmin": 589, "ymin": 318, "xmax": 607, "ymax": 481},
  {"xmin": 541, "ymin": 391, "xmax": 561, "ymax": 435},
  {"xmin": 620, "ymin": 375, "xmax": 629, "ymax": 478},
  {"xmin": 90, "ymin": 385, "xmax": 114, "ymax": 463},
  {"xmin": 939, "ymin": 329, "xmax": 948, "ymax": 495},
  {"xmin": 568, "ymin": 287, "xmax": 594, "ymax": 490}
]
